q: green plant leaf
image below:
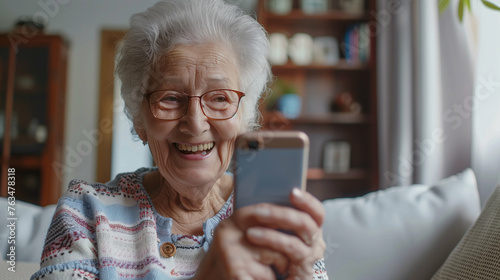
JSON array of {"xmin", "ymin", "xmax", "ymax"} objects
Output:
[
  {"xmin": 482, "ymin": 0, "xmax": 500, "ymax": 11},
  {"xmin": 465, "ymin": 0, "xmax": 472, "ymax": 11},
  {"xmin": 458, "ymin": 0, "xmax": 464, "ymax": 21},
  {"xmin": 440, "ymin": 0, "xmax": 500, "ymax": 21},
  {"xmin": 439, "ymin": 0, "xmax": 451, "ymax": 14}
]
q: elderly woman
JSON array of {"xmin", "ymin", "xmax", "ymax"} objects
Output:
[{"xmin": 31, "ymin": 0, "xmax": 327, "ymax": 279}]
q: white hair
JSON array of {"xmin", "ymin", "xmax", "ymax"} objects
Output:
[{"xmin": 116, "ymin": 0, "xmax": 271, "ymax": 134}]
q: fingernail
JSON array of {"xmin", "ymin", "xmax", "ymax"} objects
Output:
[
  {"xmin": 247, "ymin": 227, "xmax": 264, "ymax": 238},
  {"xmin": 292, "ymin": 188, "xmax": 304, "ymax": 199},
  {"xmin": 255, "ymin": 206, "xmax": 270, "ymax": 217},
  {"xmin": 303, "ymin": 235, "xmax": 312, "ymax": 246}
]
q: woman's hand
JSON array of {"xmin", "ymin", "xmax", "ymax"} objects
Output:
[
  {"xmin": 194, "ymin": 188, "xmax": 325, "ymax": 280},
  {"xmin": 240, "ymin": 188, "xmax": 326, "ymax": 279},
  {"xmin": 194, "ymin": 212, "xmax": 289, "ymax": 280}
]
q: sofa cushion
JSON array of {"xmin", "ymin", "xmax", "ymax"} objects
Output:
[
  {"xmin": 432, "ymin": 183, "xmax": 500, "ymax": 279},
  {"xmin": 322, "ymin": 169, "xmax": 480, "ymax": 280},
  {"xmin": 0, "ymin": 198, "xmax": 57, "ymax": 263}
]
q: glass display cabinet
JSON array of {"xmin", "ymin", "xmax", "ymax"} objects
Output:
[{"xmin": 0, "ymin": 33, "xmax": 68, "ymax": 206}]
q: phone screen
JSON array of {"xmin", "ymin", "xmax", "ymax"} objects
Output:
[{"xmin": 234, "ymin": 146, "xmax": 306, "ymax": 209}]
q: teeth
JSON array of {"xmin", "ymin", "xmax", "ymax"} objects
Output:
[{"xmin": 176, "ymin": 142, "xmax": 214, "ymax": 152}]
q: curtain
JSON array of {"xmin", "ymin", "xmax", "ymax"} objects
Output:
[{"xmin": 377, "ymin": 0, "xmax": 474, "ymax": 188}]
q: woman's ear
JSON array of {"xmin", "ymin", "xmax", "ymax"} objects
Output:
[{"xmin": 134, "ymin": 119, "xmax": 147, "ymax": 143}]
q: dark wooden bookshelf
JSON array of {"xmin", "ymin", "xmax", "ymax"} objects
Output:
[{"xmin": 258, "ymin": 0, "xmax": 379, "ymax": 201}]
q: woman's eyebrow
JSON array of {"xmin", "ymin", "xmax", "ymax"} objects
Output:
[
  {"xmin": 151, "ymin": 76, "xmax": 182, "ymax": 87},
  {"xmin": 150, "ymin": 75, "xmax": 234, "ymax": 90},
  {"xmin": 205, "ymin": 77, "xmax": 233, "ymax": 86}
]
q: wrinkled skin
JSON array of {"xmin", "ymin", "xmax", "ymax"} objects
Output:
[{"xmin": 136, "ymin": 42, "xmax": 326, "ymax": 279}]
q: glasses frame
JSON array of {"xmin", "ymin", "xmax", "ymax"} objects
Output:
[{"xmin": 143, "ymin": 89, "xmax": 245, "ymax": 121}]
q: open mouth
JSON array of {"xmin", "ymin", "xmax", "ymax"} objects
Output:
[{"xmin": 174, "ymin": 142, "xmax": 215, "ymax": 155}]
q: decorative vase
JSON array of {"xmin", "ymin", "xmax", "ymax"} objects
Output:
[
  {"xmin": 323, "ymin": 141, "xmax": 351, "ymax": 173},
  {"xmin": 278, "ymin": 94, "xmax": 301, "ymax": 119},
  {"xmin": 269, "ymin": 33, "xmax": 289, "ymax": 65},
  {"xmin": 288, "ymin": 33, "xmax": 313, "ymax": 65},
  {"xmin": 338, "ymin": 0, "xmax": 364, "ymax": 14},
  {"xmin": 301, "ymin": 0, "xmax": 328, "ymax": 14},
  {"xmin": 268, "ymin": 0, "xmax": 293, "ymax": 14}
]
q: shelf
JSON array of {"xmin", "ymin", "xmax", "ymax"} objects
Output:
[
  {"xmin": 258, "ymin": 0, "xmax": 378, "ymax": 200},
  {"xmin": 261, "ymin": 112, "xmax": 369, "ymax": 129},
  {"xmin": 272, "ymin": 60, "xmax": 369, "ymax": 71},
  {"xmin": 291, "ymin": 113, "xmax": 370, "ymax": 124},
  {"xmin": 9, "ymin": 156, "xmax": 42, "ymax": 168},
  {"xmin": 307, "ymin": 168, "xmax": 368, "ymax": 180},
  {"xmin": 265, "ymin": 10, "xmax": 369, "ymax": 21},
  {"xmin": 14, "ymin": 87, "xmax": 47, "ymax": 97}
]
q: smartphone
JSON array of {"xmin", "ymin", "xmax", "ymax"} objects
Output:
[{"xmin": 233, "ymin": 130, "xmax": 309, "ymax": 209}]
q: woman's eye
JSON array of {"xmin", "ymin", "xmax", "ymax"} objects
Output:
[
  {"xmin": 211, "ymin": 95, "xmax": 228, "ymax": 102},
  {"xmin": 161, "ymin": 95, "xmax": 180, "ymax": 102},
  {"xmin": 155, "ymin": 92, "xmax": 185, "ymax": 109},
  {"xmin": 158, "ymin": 93, "xmax": 185, "ymax": 104}
]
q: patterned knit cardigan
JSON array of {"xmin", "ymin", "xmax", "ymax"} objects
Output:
[{"xmin": 31, "ymin": 168, "xmax": 328, "ymax": 279}]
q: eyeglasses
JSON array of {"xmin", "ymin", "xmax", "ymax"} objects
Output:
[{"xmin": 143, "ymin": 89, "xmax": 245, "ymax": 121}]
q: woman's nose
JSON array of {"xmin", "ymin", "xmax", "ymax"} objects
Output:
[{"xmin": 179, "ymin": 98, "xmax": 210, "ymax": 136}]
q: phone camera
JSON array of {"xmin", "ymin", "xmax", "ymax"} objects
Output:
[{"xmin": 248, "ymin": 140, "xmax": 260, "ymax": 150}]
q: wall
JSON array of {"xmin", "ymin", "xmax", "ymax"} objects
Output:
[
  {"xmin": 472, "ymin": 3, "xmax": 500, "ymax": 207},
  {"xmin": 0, "ymin": 0, "xmax": 158, "ymax": 193}
]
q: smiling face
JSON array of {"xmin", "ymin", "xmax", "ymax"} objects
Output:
[{"xmin": 135, "ymin": 42, "xmax": 242, "ymax": 200}]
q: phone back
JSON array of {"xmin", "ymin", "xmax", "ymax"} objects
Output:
[{"xmin": 233, "ymin": 131, "xmax": 309, "ymax": 209}]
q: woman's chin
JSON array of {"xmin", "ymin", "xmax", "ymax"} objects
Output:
[{"xmin": 167, "ymin": 165, "xmax": 221, "ymax": 186}]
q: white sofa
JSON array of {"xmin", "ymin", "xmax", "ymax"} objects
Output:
[{"xmin": 0, "ymin": 169, "xmax": 481, "ymax": 280}]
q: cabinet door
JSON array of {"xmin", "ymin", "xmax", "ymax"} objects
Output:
[
  {"xmin": 0, "ymin": 46, "xmax": 9, "ymax": 142},
  {"xmin": 0, "ymin": 45, "xmax": 51, "ymax": 204},
  {"xmin": 0, "ymin": 35, "xmax": 66, "ymax": 206},
  {"xmin": 14, "ymin": 46, "xmax": 51, "ymax": 204},
  {"xmin": 11, "ymin": 47, "xmax": 50, "ymax": 155}
]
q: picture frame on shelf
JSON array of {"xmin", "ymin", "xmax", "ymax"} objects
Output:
[
  {"xmin": 323, "ymin": 141, "xmax": 351, "ymax": 173},
  {"xmin": 313, "ymin": 36, "xmax": 339, "ymax": 66}
]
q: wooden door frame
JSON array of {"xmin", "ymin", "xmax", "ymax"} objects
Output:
[
  {"xmin": 96, "ymin": 30, "xmax": 126, "ymax": 183},
  {"xmin": 0, "ymin": 41, "xmax": 16, "ymax": 197}
]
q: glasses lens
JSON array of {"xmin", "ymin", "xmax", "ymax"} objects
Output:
[
  {"xmin": 149, "ymin": 91, "xmax": 188, "ymax": 120},
  {"xmin": 147, "ymin": 89, "xmax": 242, "ymax": 120},
  {"xmin": 201, "ymin": 90, "xmax": 241, "ymax": 119}
]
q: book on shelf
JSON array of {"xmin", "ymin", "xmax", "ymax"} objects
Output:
[{"xmin": 342, "ymin": 23, "xmax": 370, "ymax": 65}]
